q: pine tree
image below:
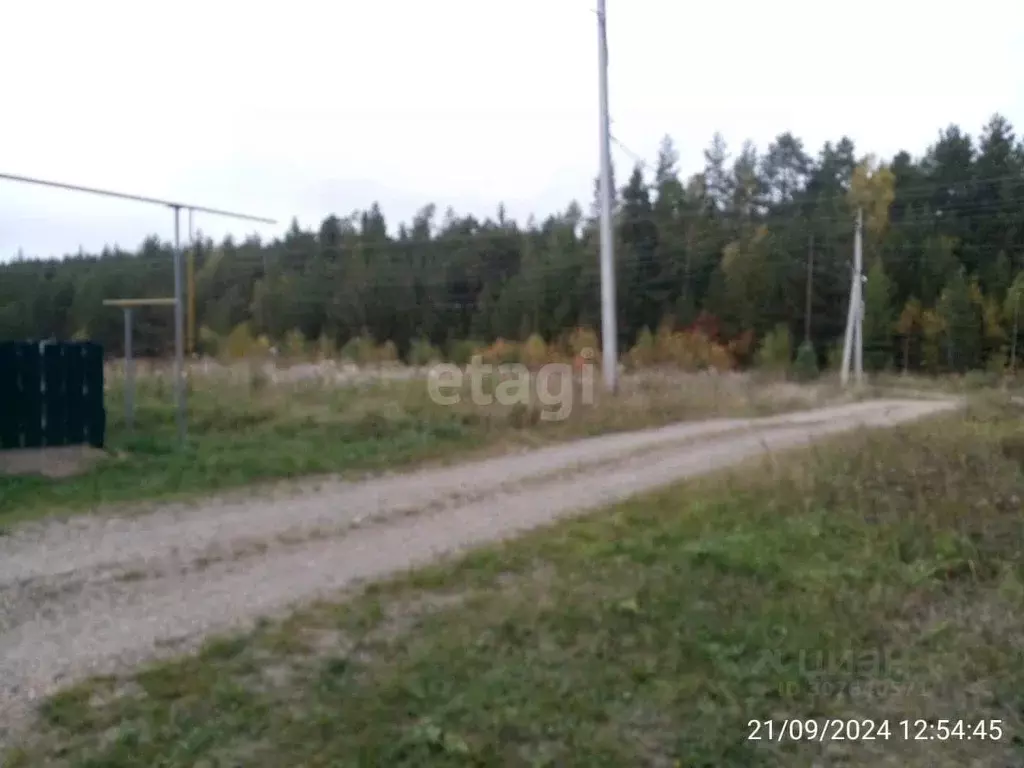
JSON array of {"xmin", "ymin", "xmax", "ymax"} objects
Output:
[
  {"xmin": 862, "ymin": 259, "xmax": 894, "ymax": 371},
  {"xmin": 938, "ymin": 270, "xmax": 981, "ymax": 372}
]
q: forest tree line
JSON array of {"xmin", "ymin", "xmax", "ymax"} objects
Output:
[{"xmin": 3, "ymin": 113, "xmax": 1024, "ymax": 374}]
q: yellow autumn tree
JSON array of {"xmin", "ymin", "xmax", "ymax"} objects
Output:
[
  {"xmin": 848, "ymin": 156, "xmax": 896, "ymax": 253},
  {"xmin": 519, "ymin": 333, "xmax": 549, "ymax": 369},
  {"xmin": 223, "ymin": 322, "xmax": 257, "ymax": 360}
]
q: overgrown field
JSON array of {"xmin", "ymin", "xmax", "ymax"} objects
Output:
[
  {"xmin": 5, "ymin": 395, "xmax": 1023, "ymax": 767},
  {"xmin": 0, "ymin": 361, "xmax": 848, "ymax": 524}
]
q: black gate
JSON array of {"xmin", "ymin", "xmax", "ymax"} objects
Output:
[{"xmin": 0, "ymin": 341, "xmax": 105, "ymax": 450}]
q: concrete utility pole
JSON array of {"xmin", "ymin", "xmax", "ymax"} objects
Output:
[
  {"xmin": 596, "ymin": 0, "xmax": 618, "ymax": 393},
  {"xmin": 854, "ymin": 208, "xmax": 864, "ymax": 386},
  {"xmin": 840, "ymin": 209, "xmax": 864, "ymax": 386}
]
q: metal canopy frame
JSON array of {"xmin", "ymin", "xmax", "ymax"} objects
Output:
[{"xmin": 1, "ymin": 171, "xmax": 277, "ymax": 445}]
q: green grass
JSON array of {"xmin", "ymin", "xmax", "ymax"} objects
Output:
[
  {"xmin": 0, "ymin": 366, "xmax": 842, "ymax": 524},
  {"xmin": 6, "ymin": 395, "xmax": 1023, "ymax": 767}
]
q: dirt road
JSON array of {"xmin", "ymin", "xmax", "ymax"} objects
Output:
[{"xmin": 0, "ymin": 397, "xmax": 960, "ymax": 743}]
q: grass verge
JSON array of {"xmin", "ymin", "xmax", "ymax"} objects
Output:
[
  {"xmin": 5, "ymin": 395, "xmax": 1023, "ymax": 767},
  {"xmin": 0, "ymin": 367, "xmax": 843, "ymax": 524}
]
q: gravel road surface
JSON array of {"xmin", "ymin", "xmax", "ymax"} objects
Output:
[{"xmin": 0, "ymin": 397, "xmax": 960, "ymax": 744}]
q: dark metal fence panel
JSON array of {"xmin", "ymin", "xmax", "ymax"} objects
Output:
[
  {"xmin": 44, "ymin": 343, "xmax": 66, "ymax": 446},
  {"xmin": 65, "ymin": 343, "xmax": 87, "ymax": 445},
  {"xmin": 0, "ymin": 342, "xmax": 19, "ymax": 449},
  {"xmin": 0, "ymin": 340, "xmax": 105, "ymax": 449},
  {"xmin": 20, "ymin": 342, "xmax": 42, "ymax": 448}
]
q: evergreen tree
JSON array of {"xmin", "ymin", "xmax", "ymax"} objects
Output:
[
  {"xmin": 862, "ymin": 259, "xmax": 894, "ymax": 371},
  {"xmin": 2, "ymin": 114, "xmax": 1022, "ymax": 377},
  {"xmin": 938, "ymin": 270, "xmax": 981, "ymax": 372}
]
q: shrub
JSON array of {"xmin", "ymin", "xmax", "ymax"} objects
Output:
[
  {"xmin": 446, "ymin": 339, "xmax": 482, "ymax": 366},
  {"xmin": 316, "ymin": 333, "xmax": 336, "ymax": 361},
  {"xmin": 653, "ymin": 323, "xmax": 675, "ymax": 364},
  {"xmin": 479, "ymin": 338, "xmax": 521, "ymax": 366},
  {"xmin": 519, "ymin": 333, "xmax": 549, "ymax": 369},
  {"xmin": 620, "ymin": 323, "xmax": 737, "ymax": 372},
  {"xmin": 653, "ymin": 328, "xmax": 735, "ymax": 372},
  {"xmin": 567, "ymin": 327, "xmax": 600, "ymax": 357},
  {"xmin": 340, "ymin": 333, "xmax": 378, "ymax": 364},
  {"xmin": 507, "ymin": 402, "xmax": 541, "ymax": 428},
  {"xmin": 378, "ymin": 340, "xmax": 399, "ymax": 363},
  {"xmin": 755, "ymin": 324, "xmax": 793, "ymax": 372},
  {"xmin": 281, "ymin": 329, "xmax": 307, "ymax": 359},
  {"xmin": 965, "ymin": 370, "xmax": 999, "ymax": 389},
  {"xmin": 792, "ymin": 340, "xmax": 819, "ymax": 381},
  {"xmin": 687, "ymin": 311, "xmax": 722, "ymax": 342},
  {"xmin": 664, "ymin": 331, "xmax": 700, "ymax": 369},
  {"xmin": 627, "ymin": 327, "xmax": 656, "ymax": 369},
  {"xmin": 572, "ymin": 347, "xmax": 599, "ymax": 373},
  {"xmin": 198, "ymin": 326, "xmax": 220, "ymax": 357},
  {"xmin": 408, "ymin": 337, "xmax": 442, "ymax": 366},
  {"xmin": 986, "ymin": 346, "xmax": 1008, "ymax": 375},
  {"xmin": 728, "ymin": 329, "xmax": 756, "ymax": 366},
  {"xmin": 706, "ymin": 342, "xmax": 735, "ymax": 372},
  {"xmin": 826, "ymin": 341, "xmax": 844, "ymax": 372},
  {"xmin": 222, "ymin": 323, "xmax": 258, "ymax": 360}
]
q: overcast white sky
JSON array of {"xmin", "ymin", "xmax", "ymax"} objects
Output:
[{"xmin": 2, "ymin": 0, "xmax": 1022, "ymax": 260}]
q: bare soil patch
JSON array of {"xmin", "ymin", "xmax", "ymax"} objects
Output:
[{"xmin": 0, "ymin": 446, "xmax": 107, "ymax": 479}]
